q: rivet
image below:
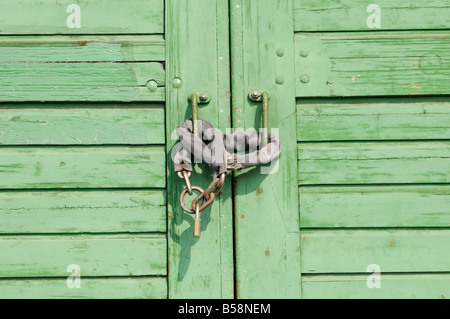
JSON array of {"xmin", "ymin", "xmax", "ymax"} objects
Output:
[
  {"xmin": 275, "ymin": 75, "xmax": 284, "ymax": 85},
  {"xmin": 199, "ymin": 94, "xmax": 208, "ymax": 102},
  {"xmin": 146, "ymin": 80, "xmax": 158, "ymax": 92},
  {"xmin": 276, "ymin": 48, "xmax": 285, "ymax": 57},
  {"xmin": 300, "ymin": 75, "xmax": 310, "ymax": 84},
  {"xmin": 171, "ymin": 78, "xmax": 182, "ymax": 88},
  {"xmin": 300, "ymin": 50, "xmax": 309, "ymax": 57}
]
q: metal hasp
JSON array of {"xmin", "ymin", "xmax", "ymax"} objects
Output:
[
  {"xmin": 189, "ymin": 92, "xmax": 211, "ymax": 137},
  {"xmin": 248, "ymin": 90, "xmax": 270, "ymax": 146},
  {"xmin": 181, "ymin": 92, "xmax": 217, "ymax": 238}
]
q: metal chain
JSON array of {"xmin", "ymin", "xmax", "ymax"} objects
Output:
[
  {"xmin": 175, "ymin": 114, "xmax": 281, "ymax": 237},
  {"xmin": 178, "ymin": 172, "xmax": 225, "ymax": 214}
]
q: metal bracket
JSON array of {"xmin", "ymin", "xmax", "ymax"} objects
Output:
[
  {"xmin": 188, "ymin": 92, "xmax": 211, "ymax": 137},
  {"xmin": 248, "ymin": 90, "xmax": 270, "ymax": 145},
  {"xmin": 188, "ymin": 92, "xmax": 211, "ymax": 104},
  {"xmin": 248, "ymin": 90, "xmax": 270, "ymax": 102}
]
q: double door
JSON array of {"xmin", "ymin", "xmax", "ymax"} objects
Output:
[{"xmin": 0, "ymin": 0, "xmax": 448, "ymax": 299}]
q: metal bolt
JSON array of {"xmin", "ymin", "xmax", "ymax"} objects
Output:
[
  {"xmin": 276, "ymin": 48, "xmax": 285, "ymax": 57},
  {"xmin": 146, "ymin": 80, "xmax": 158, "ymax": 92},
  {"xmin": 251, "ymin": 91, "xmax": 260, "ymax": 99},
  {"xmin": 300, "ymin": 50, "xmax": 309, "ymax": 58},
  {"xmin": 275, "ymin": 75, "xmax": 285, "ymax": 85},
  {"xmin": 171, "ymin": 77, "xmax": 182, "ymax": 88},
  {"xmin": 199, "ymin": 94, "xmax": 208, "ymax": 102},
  {"xmin": 300, "ymin": 75, "xmax": 310, "ymax": 84}
]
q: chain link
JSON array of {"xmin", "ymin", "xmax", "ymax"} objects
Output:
[{"xmin": 179, "ymin": 173, "xmax": 226, "ymax": 214}]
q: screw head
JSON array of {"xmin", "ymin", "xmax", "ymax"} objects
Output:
[
  {"xmin": 251, "ymin": 91, "xmax": 260, "ymax": 99},
  {"xmin": 199, "ymin": 94, "xmax": 208, "ymax": 102}
]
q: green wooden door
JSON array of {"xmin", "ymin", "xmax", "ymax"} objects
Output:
[
  {"xmin": 0, "ymin": 0, "xmax": 449, "ymax": 299},
  {"xmin": 0, "ymin": 0, "xmax": 168, "ymax": 298},
  {"xmin": 228, "ymin": 0, "xmax": 450, "ymax": 299},
  {"xmin": 0, "ymin": 0, "xmax": 234, "ymax": 299}
]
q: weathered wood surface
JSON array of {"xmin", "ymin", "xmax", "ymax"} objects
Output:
[
  {"xmin": 298, "ymin": 141, "xmax": 450, "ymax": 185},
  {"xmin": 295, "ymin": 32, "xmax": 450, "ymax": 97},
  {"xmin": 301, "ymin": 230, "xmax": 450, "ymax": 273},
  {"xmin": 0, "ymin": 234, "xmax": 166, "ymax": 277},
  {"xmin": 0, "ymin": 146, "xmax": 166, "ymax": 189},
  {"xmin": 230, "ymin": 0, "xmax": 301, "ymax": 298},
  {"xmin": 294, "ymin": 0, "xmax": 450, "ymax": 32},
  {"xmin": 166, "ymin": 0, "xmax": 234, "ymax": 299},
  {"xmin": 0, "ymin": 0, "xmax": 164, "ymax": 34},
  {"xmin": 297, "ymin": 98, "xmax": 450, "ymax": 141},
  {"xmin": 302, "ymin": 274, "xmax": 450, "ymax": 299},
  {"xmin": 0, "ymin": 36, "xmax": 165, "ymax": 62},
  {"xmin": 300, "ymin": 185, "xmax": 450, "ymax": 228},
  {"xmin": 0, "ymin": 106, "xmax": 165, "ymax": 145},
  {"xmin": 0, "ymin": 190, "xmax": 166, "ymax": 233},
  {"xmin": 0, "ymin": 277, "xmax": 167, "ymax": 299},
  {"xmin": 0, "ymin": 36, "xmax": 165, "ymax": 101},
  {"xmin": 0, "ymin": 62, "xmax": 165, "ymax": 102}
]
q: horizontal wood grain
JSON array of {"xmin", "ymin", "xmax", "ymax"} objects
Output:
[
  {"xmin": 0, "ymin": 190, "xmax": 166, "ymax": 234},
  {"xmin": 302, "ymin": 274, "xmax": 450, "ymax": 299},
  {"xmin": 294, "ymin": 0, "xmax": 450, "ymax": 32},
  {"xmin": 297, "ymin": 98, "xmax": 450, "ymax": 141},
  {"xmin": 0, "ymin": 62, "xmax": 165, "ymax": 102},
  {"xmin": 0, "ymin": 106, "xmax": 165, "ymax": 145},
  {"xmin": 299, "ymin": 185, "xmax": 450, "ymax": 228},
  {"xmin": 295, "ymin": 32, "xmax": 450, "ymax": 97},
  {"xmin": 0, "ymin": 234, "xmax": 166, "ymax": 278},
  {"xmin": 298, "ymin": 141, "xmax": 450, "ymax": 185},
  {"xmin": 0, "ymin": 277, "xmax": 167, "ymax": 299},
  {"xmin": 0, "ymin": 36, "xmax": 165, "ymax": 62},
  {"xmin": 0, "ymin": 0, "xmax": 164, "ymax": 35},
  {"xmin": 0, "ymin": 146, "xmax": 166, "ymax": 189},
  {"xmin": 301, "ymin": 230, "xmax": 450, "ymax": 273}
]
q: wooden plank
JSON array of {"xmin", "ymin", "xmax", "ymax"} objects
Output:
[
  {"xmin": 0, "ymin": 107, "xmax": 165, "ymax": 145},
  {"xmin": 294, "ymin": 0, "xmax": 450, "ymax": 32},
  {"xmin": 0, "ymin": 62, "xmax": 165, "ymax": 102},
  {"xmin": 297, "ymin": 98, "xmax": 450, "ymax": 141},
  {"xmin": 302, "ymin": 274, "xmax": 450, "ymax": 299},
  {"xmin": 0, "ymin": 234, "xmax": 166, "ymax": 277},
  {"xmin": 0, "ymin": 36, "xmax": 165, "ymax": 62},
  {"xmin": 298, "ymin": 141, "xmax": 450, "ymax": 185},
  {"xmin": 0, "ymin": 277, "xmax": 167, "ymax": 299},
  {"xmin": 301, "ymin": 230, "xmax": 450, "ymax": 273},
  {"xmin": 230, "ymin": 0, "xmax": 302, "ymax": 298},
  {"xmin": 165, "ymin": 0, "xmax": 234, "ymax": 299},
  {"xmin": 0, "ymin": 190, "xmax": 166, "ymax": 234},
  {"xmin": 300, "ymin": 185, "xmax": 450, "ymax": 228},
  {"xmin": 0, "ymin": 146, "xmax": 166, "ymax": 189},
  {"xmin": 294, "ymin": 32, "xmax": 450, "ymax": 97},
  {"xmin": 0, "ymin": 0, "xmax": 164, "ymax": 35}
]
